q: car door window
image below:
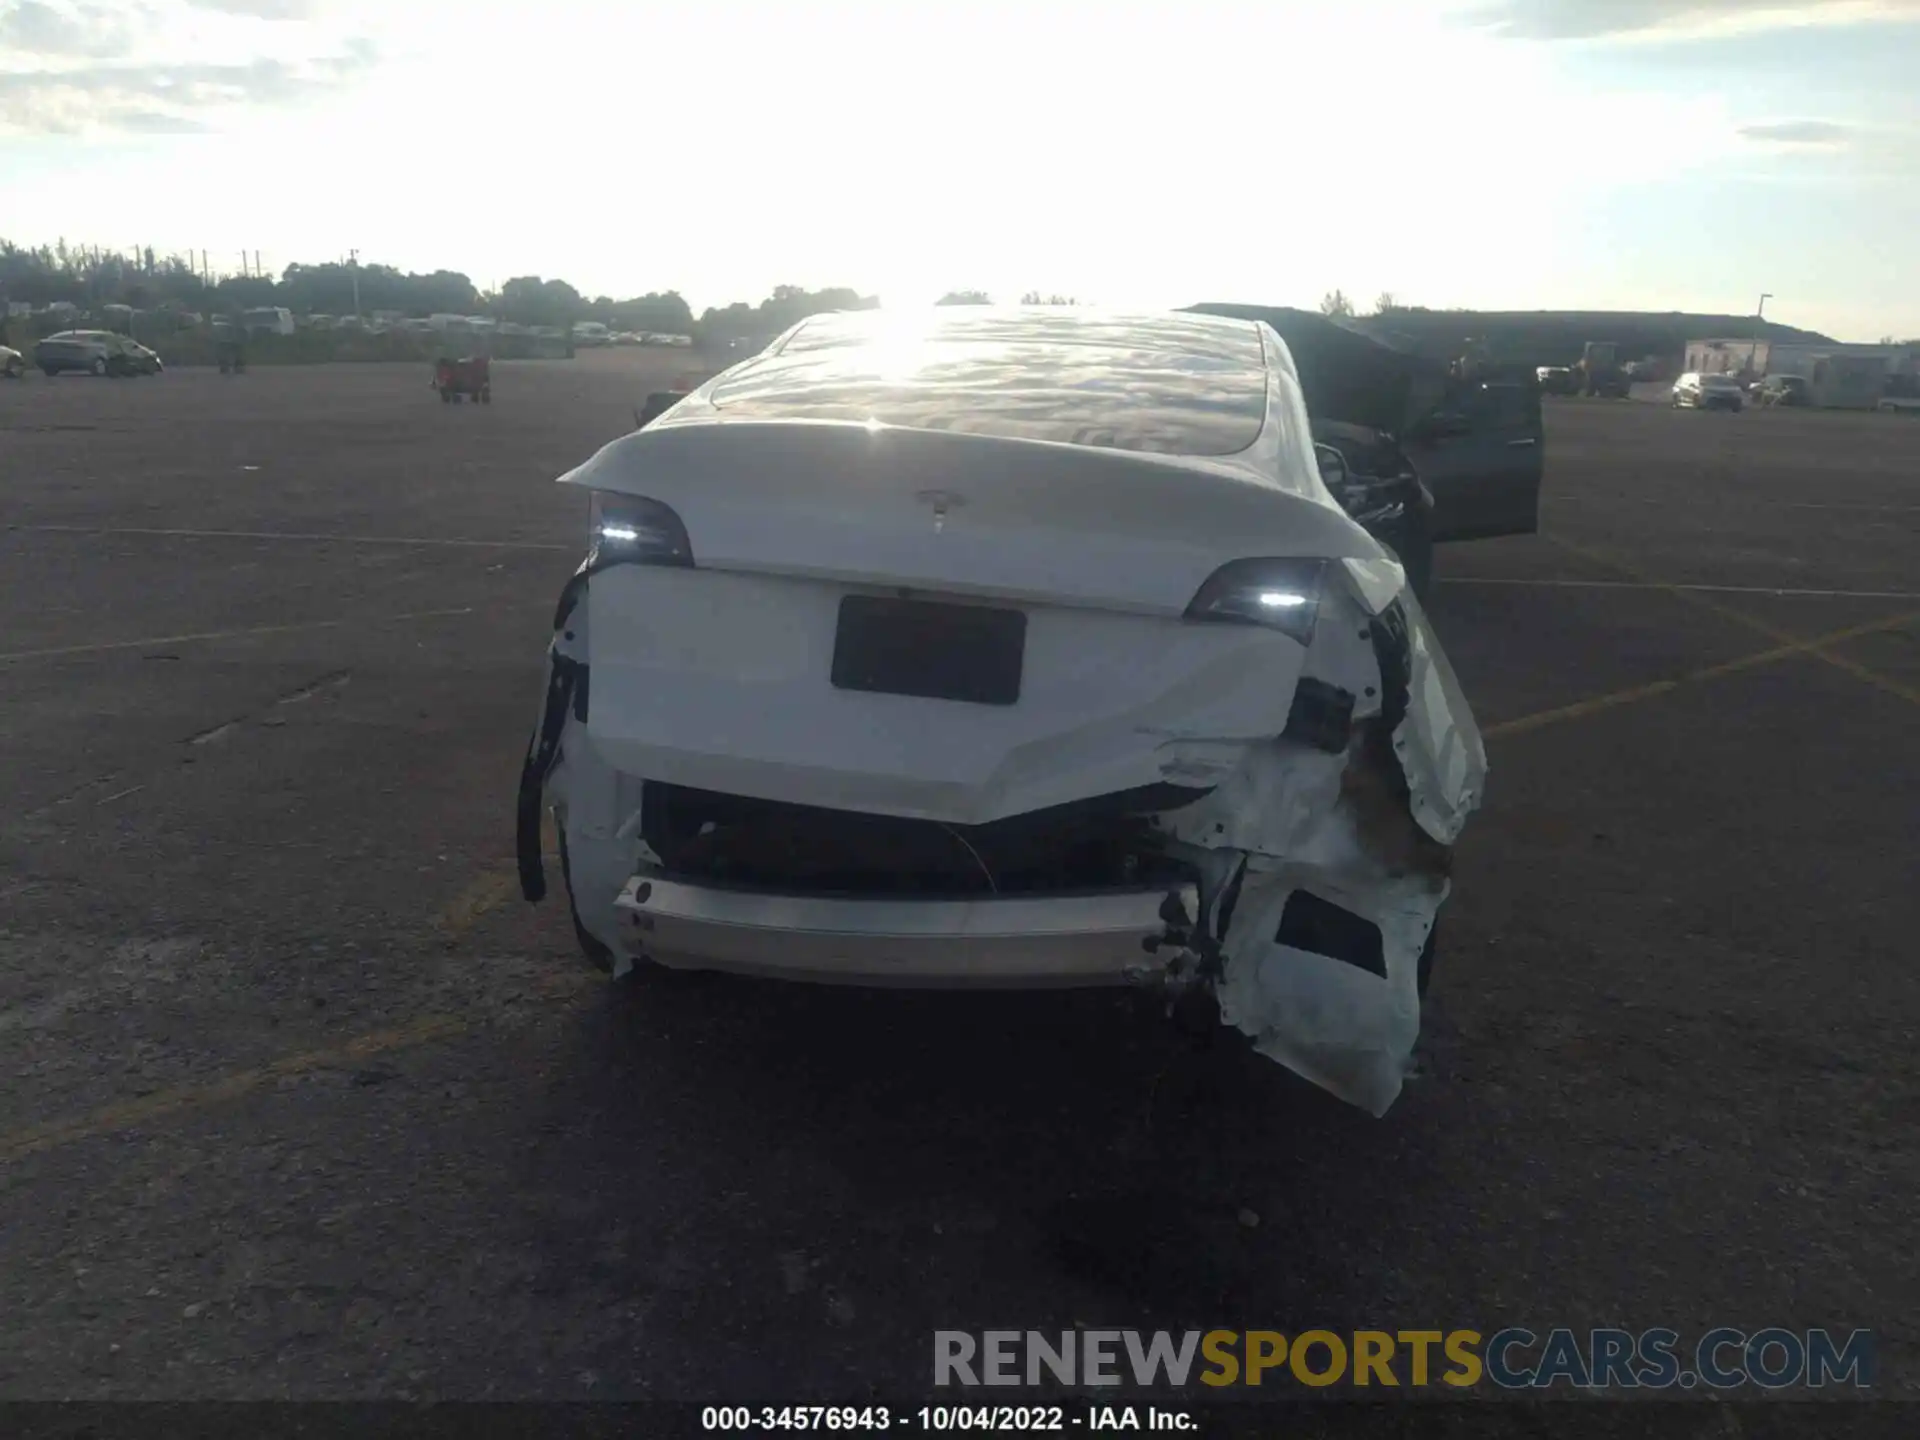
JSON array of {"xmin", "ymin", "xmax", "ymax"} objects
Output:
[
  {"xmin": 1430, "ymin": 379, "xmax": 1537, "ymax": 435},
  {"xmin": 1478, "ymin": 382, "xmax": 1538, "ymax": 430}
]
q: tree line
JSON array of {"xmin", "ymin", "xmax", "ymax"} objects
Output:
[
  {"xmin": 0, "ymin": 238, "xmax": 885, "ymax": 341},
  {"xmin": 936, "ymin": 291, "xmax": 1083, "ymax": 306}
]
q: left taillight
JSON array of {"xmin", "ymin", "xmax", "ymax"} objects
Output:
[{"xmin": 588, "ymin": 492, "xmax": 694, "ymax": 568}]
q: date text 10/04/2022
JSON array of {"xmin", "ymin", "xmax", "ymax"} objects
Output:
[{"xmin": 701, "ymin": 1406, "xmax": 1195, "ymax": 1431}]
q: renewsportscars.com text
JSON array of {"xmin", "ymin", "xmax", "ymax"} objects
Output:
[{"xmin": 934, "ymin": 1328, "xmax": 1874, "ymax": 1391}]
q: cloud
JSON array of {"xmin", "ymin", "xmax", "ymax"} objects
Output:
[
  {"xmin": 0, "ymin": 40, "xmax": 377, "ymax": 134},
  {"xmin": 0, "ymin": 0, "xmax": 152, "ymax": 58},
  {"xmin": 184, "ymin": 0, "xmax": 316, "ymax": 15},
  {"xmin": 1739, "ymin": 119, "xmax": 1856, "ymax": 145},
  {"xmin": 1466, "ymin": 0, "xmax": 1920, "ymax": 42},
  {"xmin": 113, "ymin": 106, "xmax": 211, "ymax": 132}
]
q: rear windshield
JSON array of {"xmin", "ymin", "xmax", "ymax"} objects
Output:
[
  {"xmin": 1701, "ymin": 375, "xmax": 1741, "ymax": 388},
  {"xmin": 715, "ymin": 326, "xmax": 1271, "ymax": 457}
]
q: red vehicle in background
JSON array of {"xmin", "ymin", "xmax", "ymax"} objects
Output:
[{"xmin": 434, "ymin": 354, "xmax": 491, "ymax": 404}]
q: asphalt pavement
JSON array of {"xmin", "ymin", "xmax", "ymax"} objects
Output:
[{"xmin": 2, "ymin": 357, "xmax": 1916, "ymax": 1406}]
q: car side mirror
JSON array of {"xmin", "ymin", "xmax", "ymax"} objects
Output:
[{"xmin": 1313, "ymin": 443, "xmax": 1349, "ymax": 491}]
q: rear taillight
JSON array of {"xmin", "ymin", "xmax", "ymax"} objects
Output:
[
  {"xmin": 588, "ymin": 492, "xmax": 693, "ymax": 568},
  {"xmin": 1183, "ymin": 558, "xmax": 1327, "ymax": 646}
]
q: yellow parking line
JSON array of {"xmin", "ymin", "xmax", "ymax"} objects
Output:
[
  {"xmin": 1546, "ymin": 536, "xmax": 1920, "ymax": 709},
  {"xmin": 0, "ymin": 967, "xmax": 606, "ymax": 1165},
  {"xmin": 1786, "ymin": 644, "xmax": 1920, "ymax": 707},
  {"xmin": 437, "ymin": 868, "xmax": 521, "ymax": 939},
  {"xmin": 0, "ymin": 1014, "xmax": 470, "ymax": 1164},
  {"xmin": 1484, "ymin": 609, "xmax": 1920, "ymax": 739},
  {"xmin": 1485, "ymin": 680, "xmax": 1682, "ymax": 739},
  {"xmin": 0, "ymin": 606, "xmax": 478, "ymax": 664},
  {"xmin": 437, "ymin": 815, "xmax": 558, "ymax": 938},
  {"xmin": 7, "ymin": 815, "xmax": 584, "ymax": 1164}
]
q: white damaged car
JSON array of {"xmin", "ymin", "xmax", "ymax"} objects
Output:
[{"xmin": 516, "ymin": 308, "xmax": 1485, "ymax": 1115}]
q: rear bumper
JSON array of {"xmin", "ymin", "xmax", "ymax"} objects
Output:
[{"xmin": 613, "ymin": 873, "xmax": 1193, "ymax": 988}]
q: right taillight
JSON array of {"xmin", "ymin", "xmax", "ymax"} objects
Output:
[{"xmin": 1183, "ymin": 558, "xmax": 1327, "ymax": 647}]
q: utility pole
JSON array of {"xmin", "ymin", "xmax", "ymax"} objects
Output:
[
  {"xmin": 1750, "ymin": 293, "xmax": 1772, "ymax": 376},
  {"xmin": 349, "ymin": 248, "xmax": 361, "ymax": 319}
]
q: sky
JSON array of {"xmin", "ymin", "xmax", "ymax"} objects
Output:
[{"xmin": 2, "ymin": 0, "xmax": 1917, "ymax": 339}]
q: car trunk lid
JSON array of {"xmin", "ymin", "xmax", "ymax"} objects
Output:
[{"xmin": 559, "ymin": 420, "xmax": 1382, "ymax": 617}]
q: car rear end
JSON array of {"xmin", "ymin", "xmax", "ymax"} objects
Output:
[
  {"xmin": 549, "ymin": 418, "xmax": 1373, "ymax": 981},
  {"xmin": 518, "ymin": 310, "xmax": 1486, "ymax": 1114},
  {"xmin": 1698, "ymin": 375, "xmax": 1745, "ymax": 411}
]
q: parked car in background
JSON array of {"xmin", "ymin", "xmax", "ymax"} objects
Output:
[
  {"xmin": 0, "ymin": 343, "xmax": 23, "ymax": 378},
  {"xmin": 33, "ymin": 330, "xmax": 152, "ymax": 377},
  {"xmin": 1755, "ymin": 375, "xmax": 1811, "ymax": 409},
  {"xmin": 1672, "ymin": 372, "xmax": 1745, "ymax": 411},
  {"xmin": 1876, "ymin": 374, "xmax": 1920, "ymax": 414},
  {"xmin": 1535, "ymin": 365, "xmax": 1578, "ymax": 396},
  {"xmin": 241, "ymin": 306, "xmax": 295, "ymax": 336}
]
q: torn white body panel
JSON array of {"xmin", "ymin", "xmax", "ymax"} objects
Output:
[
  {"xmin": 1215, "ymin": 859, "xmax": 1441, "ymax": 1117},
  {"xmin": 1390, "ymin": 591, "xmax": 1487, "ymax": 846},
  {"xmin": 1155, "ymin": 580, "xmax": 1460, "ymax": 1115}
]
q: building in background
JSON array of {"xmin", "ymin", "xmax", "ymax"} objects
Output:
[
  {"xmin": 1686, "ymin": 337, "xmax": 1901, "ymax": 377},
  {"xmin": 1684, "ymin": 337, "xmax": 1907, "ymax": 408}
]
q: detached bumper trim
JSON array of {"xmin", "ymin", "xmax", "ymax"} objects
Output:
[{"xmin": 613, "ymin": 874, "xmax": 1193, "ymax": 988}]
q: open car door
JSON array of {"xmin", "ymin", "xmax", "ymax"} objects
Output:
[{"xmin": 1401, "ymin": 373, "xmax": 1544, "ymax": 542}]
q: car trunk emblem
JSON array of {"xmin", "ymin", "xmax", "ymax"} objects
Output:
[{"xmin": 916, "ymin": 489, "xmax": 964, "ymax": 533}]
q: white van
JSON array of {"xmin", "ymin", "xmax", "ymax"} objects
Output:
[{"xmin": 240, "ymin": 307, "xmax": 295, "ymax": 336}]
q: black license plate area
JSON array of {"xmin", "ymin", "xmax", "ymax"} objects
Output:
[{"xmin": 831, "ymin": 596, "xmax": 1026, "ymax": 706}]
